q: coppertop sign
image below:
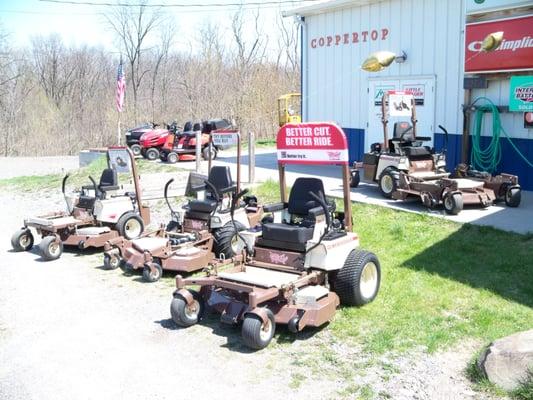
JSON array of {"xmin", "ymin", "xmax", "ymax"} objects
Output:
[
  {"xmin": 310, "ymin": 28, "xmax": 389, "ymax": 49},
  {"xmin": 277, "ymin": 122, "xmax": 349, "ymax": 165}
]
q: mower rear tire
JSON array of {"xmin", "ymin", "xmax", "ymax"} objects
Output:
[
  {"xmin": 166, "ymin": 152, "xmax": 178, "ymax": 164},
  {"xmin": 11, "ymin": 228, "xmax": 34, "ymax": 252},
  {"xmin": 202, "ymin": 146, "xmax": 217, "ymax": 161},
  {"xmin": 443, "ymin": 192, "xmax": 463, "ymax": 215},
  {"xmin": 170, "ymin": 290, "xmax": 204, "ymax": 327},
  {"xmin": 146, "ymin": 148, "xmax": 159, "ymax": 161},
  {"xmin": 103, "ymin": 253, "xmax": 122, "ymax": 270},
  {"xmin": 142, "ymin": 261, "xmax": 162, "ymax": 282},
  {"xmin": 350, "ymin": 170, "xmax": 360, "ymax": 188},
  {"xmin": 39, "ymin": 236, "xmax": 63, "ymax": 261},
  {"xmin": 130, "ymin": 144, "xmax": 142, "ymax": 157},
  {"xmin": 242, "ymin": 309, "xmax": 275, "ymax": 350},
  {"xmin": 116, "ymin": 212, "xmax": 144, "ymax": 240},
  {"xmin": 332, "ymin": 249, "xmax": 381, "ymax": 306},
  {"xmin": 378, "ymin": 168, "xmax": 399, "ymax": 199},
  {"xmin": 505, "ymin": 186, "xmax": 521, "ymax": 208},
  {"xmin": 212, "ymin": 221, "xmax": 246, "ymax": 258}
]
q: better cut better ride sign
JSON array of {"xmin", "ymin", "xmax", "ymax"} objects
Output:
[{"xmin": 277, "ymin": 122, "xmax": 349, "ymax": 165}]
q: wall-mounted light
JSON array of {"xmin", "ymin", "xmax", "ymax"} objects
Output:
[
  {"xmin": 361, "ymin": 51, "xmax": 407, "ymax": 72},
  {"xmin": 481, "ymin": 31, "xmax": 503, "ymax": 52}
]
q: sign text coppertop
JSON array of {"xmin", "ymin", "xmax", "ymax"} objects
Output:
[{"xmin": 277, "ymin": 122, "xmax": 349, "ymax": 165}]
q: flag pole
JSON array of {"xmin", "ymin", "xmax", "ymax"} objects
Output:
[{"xmin": 117, "ymin": 112, "xmax": 121, "ymax": 145}]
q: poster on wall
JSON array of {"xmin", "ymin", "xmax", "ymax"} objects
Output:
[
  {"xmin": 388, "ymin": 92, "xmax": 413, "ymax": 117},
  {"xmin": 465, "ymin": 15, "xmax": 533, "ymax": 73},
  {"xmin": 509, "ymin": 76, "xmax": 533, "ymax": 112},
  {"xmin": 401, "ymin": 84, "xmax": 425, "ymax": 105},
  {"xmin": 373, "ymin": 85, "xmax": 395, "ymax": 106}
]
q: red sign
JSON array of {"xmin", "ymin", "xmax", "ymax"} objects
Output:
[
  {"xmin": 310, "ymin": 28, "xmax": 389, "ymax": 49},
  {"xmin": 277, "ymin": 122, "xmax": 348, "ymax": 165},
  {"xmin": 465, "ymin": 15, "xmax": 533, "ymax": 73}
]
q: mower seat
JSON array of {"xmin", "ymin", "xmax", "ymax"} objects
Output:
[
  {"xmin": 403, "ymin": 146, "xmax": 431, "ymax": 157},
  {"xmin": 257, "ymin": 178, "xmax": 325, "ymax": 252},
  {"xmin": 97, "ymin": 168, "xmax": 119, "ymax": 199},
  {"xmin": 188, "ymin": 198, "xmax": 218, "ymax": 213}
]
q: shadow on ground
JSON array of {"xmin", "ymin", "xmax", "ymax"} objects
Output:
[{"xmin": 402, "ymin": 224, "xmax": 533, "ymax": 308}]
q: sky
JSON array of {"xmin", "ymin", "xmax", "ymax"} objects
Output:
[{"xmin": 0, "ymin": 0, "xmax": 310, "ymax": 54}]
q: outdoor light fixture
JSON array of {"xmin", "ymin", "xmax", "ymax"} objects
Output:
[
  {"xmin": 481, "ymin": 31, "xmax": 504, "ymax": 52},
  {"xmin": 361, "ymin": 51, "xmax": 407, "ymax": 72}
]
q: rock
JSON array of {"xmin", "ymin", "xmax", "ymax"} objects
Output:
[{"xmin": 478, "ymin": 329, "xmax": 533, "ymax": 391}]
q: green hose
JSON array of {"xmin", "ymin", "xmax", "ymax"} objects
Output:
[{"xmin": 470, "ymin": 97, "xmax": 533, "ymax": 173}]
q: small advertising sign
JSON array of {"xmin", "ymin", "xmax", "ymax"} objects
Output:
[
  {"xmin": 401, "ymin": 84, "xmax": 425, "ymax": 106},
  {"xmin": 211, "ymin": 130, "xmax": 240, "ymax": 147},
  {"xmin": 277, "ymin": 122, "xmax": 348, "ymax": 165},
  {"xmin": 509, "ymin": 76, "xmax": 533, "ymax": 112},
  {"xmin": 465, "ymin": 15, "xmax": 533, "ymax": 73},
  {"xmin": 374, "ymin": 85, "xmax": 395, "ymax": 106},
  {"xmin": 388, "ymin": 92, "xmax": 413, "ymax": 117},
  {"xmin": 108, "ymin": 148, "xmax": 132, "ymax": 173}
]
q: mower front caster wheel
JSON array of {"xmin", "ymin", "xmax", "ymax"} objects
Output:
[
  {"xmin": 142, "ymin": 262, "xmax": 162, "ymax": 282},
  {"xmin": 505, "ymin": 186, "xmax": 521, "ymax": 208},
  {"xmin": 11, "ymin": 229, "xmax": 34, "ymax": 252},
  {"xmin": 443, "ymin": 192, "xmax": 463, "ymax": 215},
  {"xmin": 103, "ymin": 253, "xmax": 122, "ymax": 270},
  {"xmin": 39, "ymin": 236, "xmax": 63, "ymax": 261},
  {"xmin": 242, "ymin": 309, "xmax": 276, "ymax": 350},
  {"xmin": 170, "ymin": 290, "xmax": 204, "ymax": 327},
  {"xmin": 350, "ymin": 170, "xmax": 360, "ymax": 188}
]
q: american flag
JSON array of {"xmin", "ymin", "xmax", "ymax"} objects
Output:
[{"xmin": 115, "ymin": 58, "xmax": 126, "ymax": 112}]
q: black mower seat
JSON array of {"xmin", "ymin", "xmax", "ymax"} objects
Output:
[
  {"xmin": 256, "ymin": 177, "xmax": 326, "ymax": 252},
  {"xmin": 262, "ymin": 223, "xmax": 314, "ymax": 244},
  {"xmin": 403, "ymin": 146, "xmax": 431, "ymax": 157},
  {"xmin": 188, "ymin": 198, "xmax": 218, "ymax": 213},
  {"xmin": 98, "ymin": 168, "xmax": 119, "ymax": 192}
]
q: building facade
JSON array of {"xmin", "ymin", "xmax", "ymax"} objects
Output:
[{"xmin": 286, "ymin": 0, "xmax": 533, "ymax": 190}]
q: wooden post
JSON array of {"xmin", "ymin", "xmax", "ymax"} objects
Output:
[
  {"xmin": 462, "ymin": 89, "xmax": 472, "ymax": 164},
  {"xmin": 236, "ymin": 132, "xmax": 241, "ymax": 194},
  {"xmin": 278, "ymin": 164, "xmax": 287, "ymax": 202},
  {"xmin": 248, "ymin": 131, "xmax": 255, "ymax": 184},
  {"xmin": 117, "ymin": 113, "xmax": 122, "ymax": 145},
  {"xmin": 195, "ymin": 129, "xmax": 201, "ymax": 173}
]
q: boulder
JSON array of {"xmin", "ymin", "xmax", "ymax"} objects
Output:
[{"xmin": 478, "ymin": 329, "xmax": 533, "ymax": 391}]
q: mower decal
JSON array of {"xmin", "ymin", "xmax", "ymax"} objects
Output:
[
  {"xmin": 277, "ymin": 122, "xmax": 349, "ymax": 165},
  {"xmin": 269, "ymin": 252, "xmax": 289, "ymax": 265}
]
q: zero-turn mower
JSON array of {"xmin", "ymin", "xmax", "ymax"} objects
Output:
[
  {"xmin": 11, "ymin": 147, "xmax": 150, "ymax": 260},
  {"xmin": 170, "ymin": 122, "xmax": 381, "ymax": 350}
]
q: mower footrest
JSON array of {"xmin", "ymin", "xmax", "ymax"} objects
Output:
[{"xmin": 76, "ymin": 226, "xmax": 111, "ymax": 236}]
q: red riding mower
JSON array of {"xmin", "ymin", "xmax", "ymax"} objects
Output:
[
  {"xmin": 170, "ymin": 123, "xmax": 380, "ymax": 350},
  {"xmin": 11, "ymin": 147, "xmax": 150, "ymax": 260},
  {"xmin": 103, "ymin": 164, "xmax": 263, "ymax": 282}
]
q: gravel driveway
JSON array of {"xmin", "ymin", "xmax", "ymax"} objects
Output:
[{"xmin": 0, "ymin": 185, "xmax": 499, "ymax": 400}]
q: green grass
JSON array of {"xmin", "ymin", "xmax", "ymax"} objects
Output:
[
  {"xmin": 0, "ymin": 157, "xmax": 181, "ymax": 192},
  {"xmin": 252, "ymin": 180, "xmax": 533, "ymax": 355}
]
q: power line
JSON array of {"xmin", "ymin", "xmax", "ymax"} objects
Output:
[{"xmin": 38, "ymin": 0, "xmax": 321, "ymax": 7}]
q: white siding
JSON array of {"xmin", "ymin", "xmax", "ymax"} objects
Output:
[{"xmin": 303, "ymin": 0, "xmax": 465, "ymax": 134}]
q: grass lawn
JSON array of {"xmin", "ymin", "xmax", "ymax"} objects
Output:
[{"xmin": 253, "ymin": 179, "xmax": 533, "ymax": 355}]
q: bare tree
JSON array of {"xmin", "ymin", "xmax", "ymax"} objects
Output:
[{"xmin": 104, "ymin": 2, "xmax": 164, "ymax": 121}]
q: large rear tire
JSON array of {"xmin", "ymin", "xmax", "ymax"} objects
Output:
[
  {"xmin": 116, "ymin": 212, "xmax": 144, "ymax": 240},
  {"xmin": 331, "ymin": 249, "xmax": 381, "ymax": 306},
  {"xmin": 241, "ymin": 309, "xmax": 275, "ymax": 350},
  {"xmin": 212, "ymin": 221, "xmax": 246, "ymax": 258},
  {"xmin": 39, "ymin": 236, "xmax": 63, "ymax": 261},
  {"xmin": 166, "ymin": 152, "xmax": 178, "ymax": 164},
  {"xmin": 170, "ymin": 290, "xmax": 204, "ymax": 327},
  {"xmin": 11, "ymin": 228, "xmax": 34, "ymax": 252},
  {"xmin": 378, "ymin": 168, "xmax": 399, "ymax": 199}
]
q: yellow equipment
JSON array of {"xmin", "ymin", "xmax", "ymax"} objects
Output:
[{"xmin": 278, "ymin": 93, "xmax": 301, "ymax": 126}]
